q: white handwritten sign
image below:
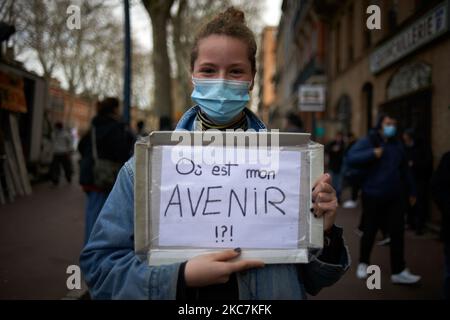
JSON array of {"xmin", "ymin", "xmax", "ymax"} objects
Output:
[{"xmin": 158, "ymin": 146, "xmax": 302, "ymax": 249}]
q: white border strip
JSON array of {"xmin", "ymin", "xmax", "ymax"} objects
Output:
[{"xmin": 148, "ymin": 248, "xmax": 309, "ymax": 266}]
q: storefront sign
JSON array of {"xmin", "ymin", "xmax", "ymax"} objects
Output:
[
  {"xmin": 298, "ymin": 84, "xmax": 325, "ymax": 112},
  {"xmin": 370, "ymin": 1, "xmax": 449, "ymax": 74},
  {"xmin": 0, "ymin": 70, "xmax": 27, "ymax": 113}
]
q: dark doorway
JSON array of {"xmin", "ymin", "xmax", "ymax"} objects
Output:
[{"xmin": 380, "ymin": 89, "xmax": 432, "ymax": 146}]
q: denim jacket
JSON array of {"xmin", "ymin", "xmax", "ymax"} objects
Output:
[{"xmin": 80, "ymin": 106, "xmax": 350, "ymax": 299}]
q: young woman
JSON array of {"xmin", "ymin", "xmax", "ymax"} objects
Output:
[{"xmin": 80, "ymin": 7, "xmax": 349, "ymax": 300}]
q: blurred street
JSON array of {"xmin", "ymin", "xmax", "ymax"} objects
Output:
[
  {"xmin": 311, "ymin": 200, "xmax": 444, "ymax": 300},
  {"xmin": 0, "ymin": 181, "xmax": 84, "ymax": 299},
  {"xmin": 0, "ymin": 183, "xmax": 444, "ymax": 299},
  {"xmin": 0, "ymin": 0, "xmax": 449, "ymax": 301}
]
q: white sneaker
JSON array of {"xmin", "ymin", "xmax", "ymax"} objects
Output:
[
  {"xmin": 343, "ymin": 200, "xmax": 357, "ymax": 209},
  {"xmin": 376, "ymin": 237, "xmax": 391, "ymax": 246},
  {"xmin": 354, "ymin": 229, "xmax": 364, "ymax": 237},
  {"xmin": 391, "ymin": 269, "xmax": 421, "ymax": 284},
  {"xmin": 356, "ymin": 263, "xmax": 368, "ymax": 279}
]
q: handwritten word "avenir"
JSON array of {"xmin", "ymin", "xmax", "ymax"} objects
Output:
[{"xmin": 163, "ymin": 185, "xmax": 286, "ymax": 218}]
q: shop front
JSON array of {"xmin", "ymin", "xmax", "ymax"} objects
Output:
[{"xmin": 380, "ymin": 61, "xmax": 432, "ymax": 147}]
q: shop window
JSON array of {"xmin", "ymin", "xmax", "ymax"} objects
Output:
[{"xmin": 386, "ymin": 61, "xmax": 431, "ymax": 100}]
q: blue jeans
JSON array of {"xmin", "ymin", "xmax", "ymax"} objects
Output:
[{"xmin": 84, "ymin": 191, "xmax": 108, "ymax": 244}]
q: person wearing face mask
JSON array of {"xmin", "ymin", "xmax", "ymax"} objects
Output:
[
  {"xmin": 346, "ymin": 113, "xmax": 420, "ymax": 284},
  {"xmin": 79, "ymin": 7, "xmax": 349, "ymax": 300}
]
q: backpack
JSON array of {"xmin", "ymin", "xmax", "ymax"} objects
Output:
[{"xmin": 91, "ymin": 127, "xmax": 122, "ymax": 191}]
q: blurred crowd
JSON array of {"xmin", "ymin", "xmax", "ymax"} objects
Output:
[{"xmin": 324, "ymin": 113, "xmax": 449, "ymax": 297}]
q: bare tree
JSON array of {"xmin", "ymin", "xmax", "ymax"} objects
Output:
[
  {"xmin": 13, "ymin": 0, "xmax": 123, "ymax": 122},
  {"xmin": 57, "ymin": 1, "xmax": 121, "ymax": 125},
  {"xmin": 132, "ymin": 46, "xmax": 153, "ymax": 110},
  {"xmin": 142, "ymin": 0, "xmax": 175, "ymax": 125},
  {"xmin": 79, "ymin": 19, "xmax": 124, "ymax": 120},
  {"xmin": 14, "ymin": 0, "xmax": 67, "ymax": 80}
]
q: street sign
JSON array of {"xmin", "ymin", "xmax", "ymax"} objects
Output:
[
  {"xmin": 298, "ymin": 84, "xmax": 326, "ymax": 112},
  {"xmin": 370, "ymin": 1, "xmax": 449, "ymax": 74}
]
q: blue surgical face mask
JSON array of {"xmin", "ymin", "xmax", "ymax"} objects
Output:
[
  {"xmin": 191, "ymin": 77, "xmax": 251, "ymax": 124},
  {"xmin": 383, "ymin": 125, "xmax": 396, "ymax": 138}
]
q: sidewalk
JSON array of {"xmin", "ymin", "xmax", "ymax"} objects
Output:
[
  {"xmin": 0, "ymin": 180, "xmax": 85, "ymax": 299},
  {"xmin": 310, "ymin": 203, "xmax": 445, "ymax": 300},
  {"xmin": 0, "ymin": 180, "xmax": 445, "ymax": 299}
]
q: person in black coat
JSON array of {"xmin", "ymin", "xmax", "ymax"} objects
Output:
[
  {"xmin": 346, "ymin": 114, "xmax": 420, "ymax": 284},
  {"xmin": 78, "ymin": 97, "xmax": 135, "ymax": 244}
]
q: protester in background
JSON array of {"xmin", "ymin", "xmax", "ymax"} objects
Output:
[
  {"xmin": 403, "ymin": 128, "xmax": 433, "ymax": 235},
  {"xmin": 326, "ymin": 131, "xmax": 345, "ymax": 203},
  {"xmin": 284, "ymin": 111, "xmax": 304, "ymax": 132},
  {"xmin": 50, "ymin": 122, "xmax": 73, "ymax": 186},
  {"xmin": 431, "ymin": 151, "xmax": 450, "ymax": 299},
  {"xmin": 342, "ymin": 132, "xmax": 359, "ymax": 209},
  {"xmin": 136, "ymin": 120, "xmax": 148, "ymax": 140},
  {"xmin": 78, "ymin": 97, "xmax": 135, "ymax": 244},
  {"xmin": 80, "ymin": 7, "xmax": 349, "ymax": 300},
  {"xmin": 347, "ymin": 113, "xmax": 420, "ymax": 284}
]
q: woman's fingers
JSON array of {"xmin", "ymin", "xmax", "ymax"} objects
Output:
[
  {"xmin": 312, "ymin": 174, "xmax": 336, "ymax": 205},
  {"xmin": 311, "ymin": 174, "xmax": 338, "ymax": 231},
  {"xmin": 186, "ymin": 250, "xmax": 264, "ymax": 287},
  {"xmin": 313, "ymin": 191, "xmax": 335, "ymax": 203},
  {"xmin": 313, "ymin": 179, "xmax": 334, "ymax": 193},
  {"xmin": 209, "ymin": 249, "xmax": 240, "ymax": 261},
  {"xmin": 211, "ymin": 250, "xmax": 264, "ymax": 272},
  {"xmin": 313, "ymin": 199, "xmax": 338, "ymax": 217},
  {"xmin": 312, "ymin": 173, "xmax": 332, "ymax": 189},
  {"xmin": 228, "ymin": 259, "xmax": 265, "ymax": 273},
  {"xmin": 312, "ymin": 182, "xmax": 335, "ymax": 201},
  {"xmin": 210, "ymin": 250, "xmax": 265, "ymax": 272}
]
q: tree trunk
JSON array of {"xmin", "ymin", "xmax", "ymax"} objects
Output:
[
  {"xmin": 65, "ymin": 86, "xmax": 75, "ymax": 128},
  {"xmin": 143, "ymin": 0, "xmax": 175, "ymax": 126},
  {"xmin": 171, "ymin": 0, "xmax": 192, "ymax": 112}
]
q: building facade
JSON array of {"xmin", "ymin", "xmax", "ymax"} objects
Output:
[
  {"xmin": 275, "ymin": 0, "xmax": 329, "ymax": 137},
  {"xmin": 48, "ymin": 79, "xmax": 93, "ymax": 134},
  {"xmin": 276, "ymin": 0, "xmax": 450, "ymax": 165},
  {"xmin": 327, "ymin": 0, "xmax": 450, "ymax": 167},
  {"xmin": 258, "ymin": 26, "xmax": 278, "ymax": 126}
]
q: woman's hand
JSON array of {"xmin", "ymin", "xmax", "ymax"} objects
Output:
[
  {"xmin": 184, "ymin": 249, "xmax": 264, "ymax": 287},
  {"xmin": 311, "ymin": 173, "xmax": 338, "ymax": 232}
]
